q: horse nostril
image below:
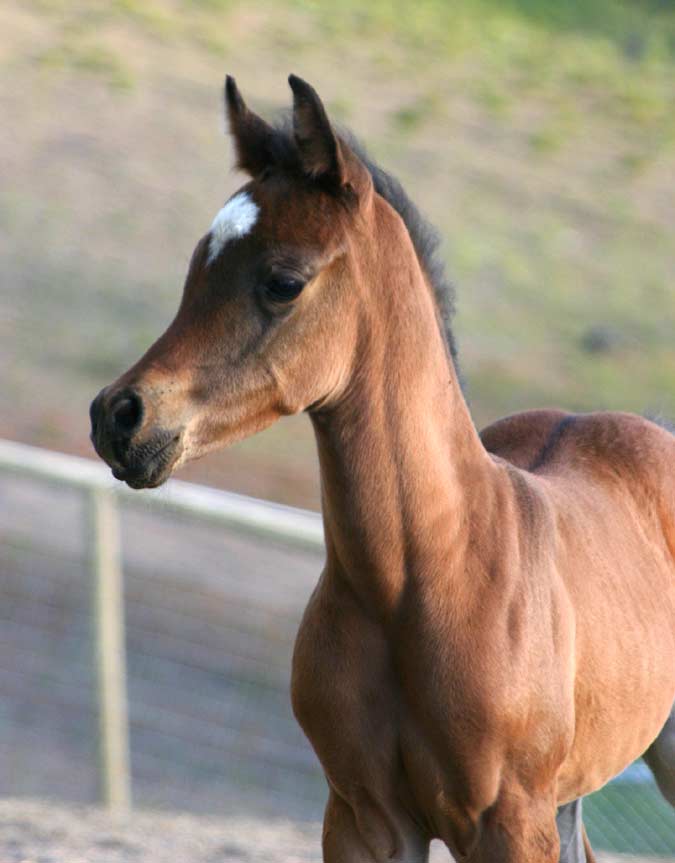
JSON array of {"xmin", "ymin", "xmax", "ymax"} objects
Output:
[{"xmin": 110, "ymin": 391, "xmax": 144, "ymax": 438}]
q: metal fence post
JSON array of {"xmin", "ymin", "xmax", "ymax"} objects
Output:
[{"xmin": 87, "ymin": 487, "xmax": 132, "ymax": 812}]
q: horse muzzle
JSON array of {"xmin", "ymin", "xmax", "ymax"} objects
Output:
[{"xmin": 89, "ymin": 386, "xmax": 182, "ymax": 489}]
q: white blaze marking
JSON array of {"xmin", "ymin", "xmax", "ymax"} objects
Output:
[{"xmin": 207, "ymin": 192, "xmax": 259, "ymax": 264}]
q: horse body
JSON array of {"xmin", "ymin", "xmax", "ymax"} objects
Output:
[
  {"xmin": 293, "ymin": 354, "xmax": 675, "ymax": 860},
  {"xmin": 484, "ymin": 409, "xmax": 675, "ymax": 797},
  {"xmin": 541, "ymin": 418, "xmax": 675, "ymax": 794},
  {"xmin": 89, "ymin": 75, "xmax": 675, "ymax": 861}
]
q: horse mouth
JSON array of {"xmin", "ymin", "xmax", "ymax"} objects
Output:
[{"xmin": 111, "ymin": 434, "xmax": 182, "ymax": 489}]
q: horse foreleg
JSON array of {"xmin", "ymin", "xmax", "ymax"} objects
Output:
[
  {"xmin": 643, "ymin": 707, "xmax": 675, "ymax": 807},
  {"xmin": 322, "ymin": 789, "xmax": 429, "ymax": 863},
  {"xmin": 471, "ymin": 789, "xmax": 560, "ymax": 863}
]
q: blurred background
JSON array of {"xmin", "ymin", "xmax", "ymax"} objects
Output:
[{"xmin": 0, "ymin": 0, "xmax": 674, "ymax": 859}]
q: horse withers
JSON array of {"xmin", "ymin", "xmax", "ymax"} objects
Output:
[{"xmin": 90, "ymin": 75, "xmax": 675, "ymax": 861}]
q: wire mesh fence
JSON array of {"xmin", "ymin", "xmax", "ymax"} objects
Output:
[{"xmin": 0, "ymin": 454, "xmax": 673, "ymax": 859}]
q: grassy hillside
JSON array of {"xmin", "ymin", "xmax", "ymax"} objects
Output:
[{"xmin": 2, "ymin": 0, "xmax": 674, "ymax": 507}]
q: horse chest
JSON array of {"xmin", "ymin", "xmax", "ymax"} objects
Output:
[
  {"xmin": 291, "ymin": 579, "xmax": 402, "ymax": 794},
  {"xmin": 290, "ymin": 576, "xmax": 528, "ymax": 825}
]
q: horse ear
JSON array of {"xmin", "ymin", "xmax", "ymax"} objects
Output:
[
  {"xmin": 224, "ymin": 75, "xmax": 275, "ymax": 178},
  {"xmin": 288, "ymin": 74, "xmax": 346, "ymax": 187}
]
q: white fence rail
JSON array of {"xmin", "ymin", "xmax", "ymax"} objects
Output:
[{"xmin": 0, "ymin": 438, "xmax": 324, "ymax": 812}]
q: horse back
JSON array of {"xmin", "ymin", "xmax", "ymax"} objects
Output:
[
  {"xmin": 481, "ymin": 407, "xmax": 675, "ymax": 606},
  {"xmin": 482, "ymin": 408, "xmax": 675, "ymax": 506},
  {"xmin": 480, "ymin": 408, "xmax": 569, "ymax": 469}
]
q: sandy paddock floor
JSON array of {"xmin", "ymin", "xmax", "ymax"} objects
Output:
[{"xmin": 0, "ymin": 799, "xmax": 658, "ymax": 863}]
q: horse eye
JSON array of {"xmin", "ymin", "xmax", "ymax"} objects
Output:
[{"xmin": 265, "ymin": 277, "xmax": 306, "ymax": 303}]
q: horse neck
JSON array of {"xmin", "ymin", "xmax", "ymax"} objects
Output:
[{"xmin": 310, "ymin": 204, "xmax": 496, "ymax": 617}]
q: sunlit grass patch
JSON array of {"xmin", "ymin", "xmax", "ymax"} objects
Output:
[{"xmin": 38, "ymin": 41, "xmax": 135, "ymax": 89}]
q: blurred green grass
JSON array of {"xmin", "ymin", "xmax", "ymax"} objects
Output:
[{"xmin": 2, "ymin": 0, "xmax": 675, "ymax": 507}]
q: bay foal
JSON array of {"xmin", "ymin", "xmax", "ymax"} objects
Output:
[{"xmin": 90, "ymin": 76, "xmax": 675, "ymax": 861}]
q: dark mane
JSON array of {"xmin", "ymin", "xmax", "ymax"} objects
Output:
[
  {"xmin": 251, "ymin": 118, "xmax": 458, "ymax": 366},
  {"xmin": 349, "ymin": 134, "xmax": 458, "ymax": 366}
]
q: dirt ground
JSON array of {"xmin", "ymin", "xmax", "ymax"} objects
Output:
[
  {"xmin": 0, "ymin": 798, "xmax": 662, "ymax": 863},
  {"xmin": 0, "ymin": 799, "xmax": 320, "ymax": 863}
]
